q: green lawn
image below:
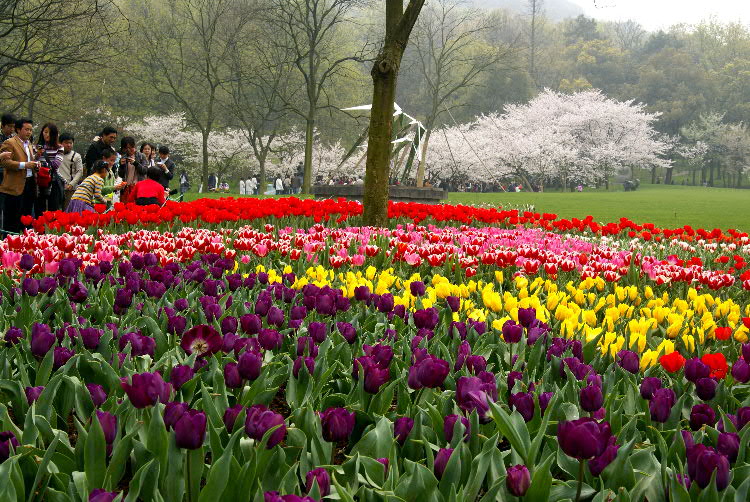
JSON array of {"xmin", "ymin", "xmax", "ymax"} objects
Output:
[
  {"xmin": 182, "ymin": 185, "xmax": 750, "ymax": 231},
  {"xmin": 449, "ymin": 185, "xmax": 750, "ymax": 230}
]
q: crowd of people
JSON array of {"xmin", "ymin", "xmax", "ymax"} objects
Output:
[{"xmin": 0, "ymin": 114, "xmax": 186, "ymax": 235}]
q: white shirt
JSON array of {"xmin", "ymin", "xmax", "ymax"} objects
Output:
[{"xmin": 21, "ymin": 140, "xmax": 33, "ymax": 177}]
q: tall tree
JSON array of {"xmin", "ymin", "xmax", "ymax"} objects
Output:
[
  {"xmin": 525, "ymin": 0, "xmax": 545, "ymax": 87},
  {"xmin": 363, "ymin": 0, "xmax": 425, "ymax": 227},
  {"xmin": 411, "ymin": 0, "xmax": 513, "ymax": 187},
  {"xmin": 226, "ymin": 16, "xmax": 297, "ymax": 194},
  {"xmin": 267, "ymin": 0, "xmax": 368, "ymax": 194},
  {"xmin": 131, "ymin": 0, "xmax": 253, "ymax": 191}
]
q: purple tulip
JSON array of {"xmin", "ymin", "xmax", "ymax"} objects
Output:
[
  {"xmin": 411, "ymin": 355, "xmax": 450, "ymax": 389},
  {"xmin": 170, "ymin": 365, "xmax": 195, "ymax": 390},
  {"xmin": 305, "ymin": 468, "xmax": 331, "ymax": 496},
  {"xmin": 517, "ymin": 307, "xmax": 537, "ymax": 328},
  {"xmin": 4, "ymin": 327, "xmax": 23, "ymax": 345},
  {"xmin": 539, "ymin": 392, "xmax": 554, "ymax": 415},
  {"xmin": 685, "ymin": 358, "xmax": 711, "ymax": 383},
  {"xmin": 649, "ymin": 388, "xmax": 676, "ymax": 423},
  {"xmin": 258, "ymin": 329, "xmax": 283, "ymax": 351},
  {"xmin": 89, "ymin": 489, "xmax": 120, "ymax": 502},
  {"xmin": 53, "ymin": 347, "xmax": 75, "ymax": 370},
  {"xmin": 510, "ymin": 392, "xmax": 535, "ymax": 422},
  {"xmin": 174, "ymin": 410, "xmax": 207, "ymax": 450},
  {"xmin": 640, "ymin": 377, "xmax": 662, "ymax": 400},
  {"xmin": 413, "ymin": 308, "xmax": 439, "ymax": 330},
  {"xmin": 79, "ymin": 328, "xmax": 102, "ymax": 351},
  {"xmin": 732, "ymin": 358, "xmax": 750, "ymax": 383},
  {"xmin": 363, "ymin": 344, "xmax": 394, "ymax": 368},
  {"xmin": 336, "ymin": 322, "xmax": 356, "ymax": 344},
  {"xmin": 220, "ymin": 316, "xmax": 238, "ymax": 336},
  {"xmin": 695, "ymin": 377, "xmax": 718, "ymax": 401},
  {"xmin": 316, "ymin": 293, "xmax": 337, "ymax": 316},
  {"xmin": 38, "ymin": 276, "xmax": 57, "ymax": 295},
  {"xmin": 0, "ymin": 431, "xmax": 19, "ymax": 462},
  {"xmin": 240, "ymin": 314, "xmax": 262, "ymax": 335},
  {"xmin": 25, "ymin": 386, "xmax": 44, "ymax": 404},
  {"xmin": 307, "ymin": 322, "xmax": 327, "ymax": 343},
  {"xmin": 687, "ymin": 444, "xmax": 731, "ymax": 490},
  {"xmin": 293, "ymin": 357, "xmax": 315, "ymax": 378},
  {"xmin": 506, "ymin": 464, "xmax": 531, "ymax": 496},
  {"xmin": 121, "ymin": 371, "xmax": 171, "ymax": 408},
  {"xmin": 580, "ymin": 385, "xmax": 604, "ymax": 413},
  {"xmin": 394, "ymin": 417, "xmax": 414, "ymax": 445},
  {"xmin": 166, "ymin": 316, "xmax": 187, "ymax": 336},
  {"xmin": 68, "ymin": 281, "xmax": 89, "ymax": 303},
  {"xmin": 174, "ymin": 298, "xmax": 189, "ymax": 311},
  {"xmin": 296, "ymin": 337, "xmax": 318, "ymax": 357},
  {"xmin": 30, "ymin": 323, "xmax": 55, "ymax": 358},
  {"xmin": 589, "ymin": 437, "xmax": 619, "ymax": 476},
  {"xmin": 223, "ymin": 404, "xmax": 244, "ymax": 432},
  {"xmin": 118, "ymin": 331, "xmax": 155, "ymax": 357},
  {"xmin": 434, "ymin": 448, "xmax": 454, "ymax": 479},
  {"xmin": 238, "ymin": 351, "xmax": 263, "ymax": 380},
  {"xmin": 690, "ymin": 404, "xmax": 717, "ymax": 431},
  {"xmin": 164, "ymin": 402, "xmax": 189, "ymax": 430},
  {"xmin": 267, "ymin": 307, "xmax": 285, "ymax": 328},
  {"xmin": 245, "ymin": 405, "xmax": 286, "ymax": 448},
  {"xmin": 737, "ymin": 407, "xmax": 750, "ymax": 430},
  {"xmin": 86, "ymin": 383, "xmax": 107, "ymax": 407},
  {"xmin": 717, "ymin": 432, "xmax": 740, "ymax": 462},
  {"xmin": 557, "ymin": 418, "xmax": 612, "ymax": 460},
  {"xmin": 502, "ymin": 320, "xmax": 523, "ymax": 343},
  {"xmin": 263, "ymin": 493, "xmax": 316, "ymax": 502},
  {"xmin": 444, "ymin": 414, "xmax": 470, "ymax": 442},
  {"xmin": 96, "ymin": 410, "xmax": 118, "ymax": 444},
  {"xmin": 456, "ymin": 376, "xmax": 495, "ymax": 423},
  {"xmin": 449, "ymin": 321, "xmax": 467, "ymax": 340},
  {"xmin": 616, "ymin": 350, "xmax": 639, "ymax": 374},
  {"xmin": 181, "ymin": 325, "xmax": 222, "ymax": 357},
  {"xmin": 224, "ymin": 362, "xmax": 243, "ymax": 389},
  {"xmin": 22, "ymin": 277, "xmax": 39, "ymax": 297},
  {"xmin": 446, "ymin": 296, "xmax": 460, "ymax": 312},
  {"xmin": 19, "ymin": 253, "xmax": 34, "ymax": 271},
  {"xmin": 377, "ymin": 457, "xmax": 389, "ymax": 472},
  {"xmin": 466, "ymin": 355, "xmax": 487, "ymax": 374},
  {"xmin": 377, "ymin": 294, "xmax": 394, "ymax": 313},
  {"xmin": 320, "ymin": 407, "xmax": 355, "ymax": 443},
  {"xmin": 507, "ymin": 371, "xmax": 523, "ymax": 393}
]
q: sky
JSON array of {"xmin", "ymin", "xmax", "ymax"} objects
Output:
[{"xmin": 574, "ymin": 0, "xmax": 750, "ymax": 31}]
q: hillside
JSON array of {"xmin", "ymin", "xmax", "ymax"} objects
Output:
[{"xmin": 471, "ymin": 0, "xmax": 585, "ymax": 20}]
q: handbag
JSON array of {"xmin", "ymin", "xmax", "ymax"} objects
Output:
[{"xmin": 37, "ymin": 165, "xmax": 52, "ymax": 188}]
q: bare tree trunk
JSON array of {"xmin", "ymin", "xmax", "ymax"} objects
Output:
[
  {"xmin": 303, "ymin": 112, "xmax": 315, "ymax": 194},
  {"xmin": 415, "ymin": 127, "xmax": 432, "ymax": 187},
  {"xmin": 363, "ymin": 0, "xmax": 425, "ymax": 226},
  {"xmin": 202, "ymin": 130, "xmax": 210, "ymax": 192}
]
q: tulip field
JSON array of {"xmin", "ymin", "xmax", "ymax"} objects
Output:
[{"xmin": 2, "ymin": 197, "xmax": 750, "ymax": 502}]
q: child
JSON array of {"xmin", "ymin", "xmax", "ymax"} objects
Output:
[
  {"xmin": 133, "ymin": 167, "xmax": 166, "ymax": 206},
  {"xmin": 67, "ymin": 161, "xmax": 124, "ymax": 214}
]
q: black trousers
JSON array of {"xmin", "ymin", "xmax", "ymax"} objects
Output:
[{"xmin": 2, "ymin": 177, "xmax": 36, "ymax": 235}]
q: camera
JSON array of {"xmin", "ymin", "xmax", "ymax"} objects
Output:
[{"xmin": 38, "ymin": 159, "xmax": 49, "ymax": 168}]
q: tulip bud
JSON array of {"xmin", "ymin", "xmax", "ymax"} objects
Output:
[
  {"xmin": 580, "ymin": 384, "xmax": 604, "ymax": 413},
  {"xmin": 238, "ymin": 351, "xmax": 263, "ymax": 380},
  {"xmin": 685, "ymin": 358, "xmax": 711, "ymax": 383},
  {"xmin": 86, "ymin": 383, "xmax": 107, "ymax": 407},
  {"xmin": 639, "ymin": 377, "xmax": 662, "ymax": 400},
  {"xmin": 517, "ymin": 307, "xmax": 537, "ymax": 328},
  {"xmin": 320, "ymin": 407, "xmax": 355, "ymax": 443},
  {"xmin": 245, "ymin": 405, "xmax": 286, "ymax": 448},
  {"xmin": 510, "ymin": 392, "xmax": 535, "ymax": 422},
  {"xmin": 557, "ymin": 417, "xmax": 612, "ymax": 460},
  {"xmin": 717, "ymin": 432, "xmax": 740, "ymax": 462},
  {"xmin": 223, "ymin": 404, "xmax": 244, "ymax": 432},
  {"xmin": 434, "ymin": 448, "xmax": 454, "ymax": 479},
  {"xmin": 732, "ymin": 358, "xmax": 750, "ymax": 383},
  {"xmin": 293, "ymin": 356, "xmax": 315, "ymax": 378},
  {"xmin": 25, "ymin": 386, "xmax": 44, "ymax": 404},
  {"xmin": 502, "ymin": 320, "xmax": 523, "ymax": 343},
  {"xmin": 305, "ymin": 468, "xmax": 331, "ymax": 497},
  {"xmin": 394, "ymin": 417, "xmax": 414, "ymax": 445},
  {"xmin": 506, "ymin": 464, "xmax": 531, "ymax": 497},
  {"xmin": 444, "ymin": 414, "xmax": 470, "ymax": 443},
  {"xmin": 690, "ymin": 404, "xmax": 716, "ymax": 431},
  {"xmin": 174, "ymin": 410, "xmax": 207, "ymax": 450},
  {"xmin": 695, "ymin": 377, "xmax": 717, "ymax": 401},
  {"xmin": 89, "ymin": 489, "xmax": 120, "ymax": 502}
]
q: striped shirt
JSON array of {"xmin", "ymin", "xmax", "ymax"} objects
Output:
[{"xmin": 71, "ymin": 174, "xmax": 105, "ymax": 205}]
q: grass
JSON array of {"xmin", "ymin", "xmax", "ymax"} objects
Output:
[{"xmin": 181, "ymin": 184, "xmax": 750, "ymax": 231}]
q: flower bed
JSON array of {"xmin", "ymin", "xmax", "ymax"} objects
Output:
[{"xmin": 1, "ymin": 201, "xmax": 750, "ymax": 501}]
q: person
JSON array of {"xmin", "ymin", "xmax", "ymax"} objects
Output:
[
  {"xmin": 155, "ymin": 146, "xmax": 175, "ymax": 191},
  {"xmin": 179, "ymin": 169, "xmax": 190, "ymax": 196},
  {"xmin": 292, "ymin": 173, "xmax": 302, "ymax": 194},
  {"xmin": 0, "ymin": 114, "xmax": 14, "ymax": 142},
  {"xmin": 208, "ymin": 173, "xmax": 217, "ymax": 191},
  {"xmin": 100, "ymin": 150, "xmax": 125, "ymax": 205},
  {"xmin": 58, "ymin": 133, "xmax": 84, "ymax": 210},
  {"xmin": 0, "ymin": 113, "xmax": 16, "ymax": 229},
  {"xmin": 0, "ymin": 118, "xmax": 39, "ymax": 234},
  {"xmin": 34, "ymin": 123, "xmax": 65, "ymax": 215},
  {"xmin": 84, "ymin": 126, "xmax": 117, "ymax": 176},
  {"xmin": 66, "ymin": 160, "xmax": 118, "ymax": 214},
  {"xmin": 275, "ymin": 176, "xmax": 283, "ymax": 195},
  {"xmin": 249, "ymin": 176, "xmax": 256, "ymax": 195},
  {"xmin": 118, "ymin": 137, "xmax": 147, "ymax": 204},
  {"xmin": 133, "ymin": 167, "xmax": 166, "ymax": 206},
  {"xmin": 140, "ymin": 142, "xmax": 156, "ymax": 169},
  {"xmin": 284, "ymin": 175, "xmax": 291, "ymax": 195},
  {"xmin": 239, "ymin": 178, "xmax": 246, "ymax": 195}
]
